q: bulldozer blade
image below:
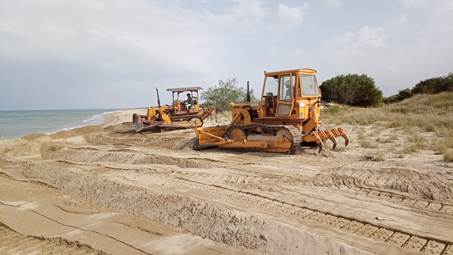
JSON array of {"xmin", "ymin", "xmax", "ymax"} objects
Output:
[
  {"xmin": 132, "ymin": 113, "xmax": 164, "ymax": 132},
  {"xmin": 141, "ymin": 122, "xmax": 164, "ymax": 131},
  {"xmin": 132, "ymin": 113, "xmax": 145, "ymax": 132}
]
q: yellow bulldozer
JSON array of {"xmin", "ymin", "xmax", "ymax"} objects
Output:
[
  {"xmin": 133, "ymin": 87, "xmax": 214, "ymax": 132},
  {"xmin": 193, "ymin": 68, "xmax": 349, "ymax": 154}
]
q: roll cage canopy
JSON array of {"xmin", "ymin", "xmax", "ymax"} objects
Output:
[
  {"xmin": 166, "ymin": 87, "xmax": 202, "ymax": 93},
  {"xmin": 264, "ymin": 68, "xmax": 317, "ymax": 77},
  {"xmin": 166, "ymin": 87, "xmax": 202, "ymax": 105}
]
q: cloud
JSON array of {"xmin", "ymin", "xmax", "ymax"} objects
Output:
[
  {"xmin": 327, "ymin": 26, "xmax": 387, "ymax": 48},
  {"xmin": 266, "ymin": 3, "xmax": 306, "ymax": 31},
  {"xmin": 277, "ymin": 3, "xmax": 305, "ymax": 25},
  {"xmin": 0, "ymin": 0, "xmax": 452, "ymax": 109},
  {"xmin": 446, "ymin": 0, "xmax": 453, "ymax": 10},
  {"xmin": 227, "ymin": 0, "xmax": 267, "ymax": 22},
  {"xmin": 398, "ymin": 0, "xmax": 427, "ymax": 8},
  {"xmin": 0, "ymin": 0, "xmax": 312, "ymax": 109},
  {"xmin": 320, "ymin": 0, "xmax": 340, "ymax": 8}
]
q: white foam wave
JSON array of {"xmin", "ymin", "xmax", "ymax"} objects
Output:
[{"xmin": 46, "ymin": 111, "xmax": 109, "ymax": 135}]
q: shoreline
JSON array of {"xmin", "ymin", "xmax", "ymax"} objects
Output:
[{"xmin": 0, "ymin": 109, "xmax": 144, "ymax": 141}]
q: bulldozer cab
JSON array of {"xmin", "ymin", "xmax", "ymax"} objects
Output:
[
  {"xmin": 259, "ymin": 69, "xmax": 321, "ymax": 121},
  {"xmin": 166, "ymin": 87, "xmax": 202, "ymax": 113}
]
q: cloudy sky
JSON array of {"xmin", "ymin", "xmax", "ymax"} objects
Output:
[{"xmin": 1, "ymin": 0, "xmax": 452, "ymax": 110}]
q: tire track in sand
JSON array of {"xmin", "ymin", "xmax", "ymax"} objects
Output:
[
  {"xmin": 174, "ymin": 176, "xmax": 453, "ymax": 255},
  {"xmin": 53, "ymin": 157, "xmax": 453, "ymax": 216}
]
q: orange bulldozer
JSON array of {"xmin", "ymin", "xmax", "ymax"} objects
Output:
[{"xmin": 193, "ymin": 68, "xmax": 349, "ymax": 154}]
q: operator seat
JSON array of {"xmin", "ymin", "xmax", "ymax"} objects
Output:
[{"xmin": 264, "ymin": 92, "xmax": 276, "ymax": 116}]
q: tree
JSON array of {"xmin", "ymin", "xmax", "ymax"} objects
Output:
[
  {"xmin": 384, "ymin": 88, "xmax": 412, "ymax": 103},
  {"xmin": 384, "ymin": 72, "xmax": 453, "ymax": 104},
  {"xmin": 411, "ymin": 73, "xmax": 453, "ymax": 94},
  {"xmin": 320, "ymin": 74, "xmax": 383, "ymax": 107},
  {"xmin": 201, "ymin": 78, "xmax": 255, "ymax": 112}
]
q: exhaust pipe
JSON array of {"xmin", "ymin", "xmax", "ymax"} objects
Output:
[{"xmin": 246, "ymin": 80, "xmax": 251, "ymax": 102}]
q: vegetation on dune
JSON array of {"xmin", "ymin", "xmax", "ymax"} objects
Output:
[
  {"xmin": 320, "ymin": 74, "xmax": 383, "ymax": 107},
  {"xmin": 384, "ymin": 88, "xmax": 412, "ymax": 104},
  {"xmin": 320, "ymin": 72, "xmax": 452, "ymax": 106},
  {"xmin": 323, "ymin": 92, "xmax": 453, "ymax": 136},
  {"xmin": 322, "ymin": 92, "xmax": 453, "ymax": 160},
  {"xmin": 319, "ymin": 71, "xmax": 453, "ymax": 161},
  {"xmin": 438, "ymin": 138, "xmax": 453, "ymax": 162},
  {"xmin": 201, "ymin": 78, "xmax": 256, "ymax": 112},
  {"xmin": 412, "ymin": 73, "xmax": 453, "ymax": 94},
  {"xmin": 385, "ymin": 73, "xmax": 453, "ymax": 103}
]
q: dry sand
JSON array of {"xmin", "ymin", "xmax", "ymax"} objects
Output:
[{"xmin": 1, "ymin": 110, "xmax": 452, "ymax": 255}]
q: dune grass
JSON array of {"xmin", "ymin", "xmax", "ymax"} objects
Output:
[{"xmin": 322, "ymin": 92, "xmax": 453, "ymax": 161}]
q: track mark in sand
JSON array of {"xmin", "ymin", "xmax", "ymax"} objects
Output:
[
  {"xmin": 175, "ymin": 177, "xmax": 453, "ymax": 255},
  {"xmin": 122, "ymin": 157, "xmax": 453, "ymax": 217},
  {"xmin": 348, "ymin": 185, "xmax": 453, "ymax": 216},
  {"xmin": 423, "ymin": 240, "xmax": 446, "ymax": 255},
  {"xmin": 0, "ymin": 201, "xmax": 153, "ymax": 255},
  {"xmin": 106, "ymin": 221, "xmax": 164, "ymax": 237},
  {"xmin": 311, "ymin": 170, "xmax": 453, "ymax": 216},
  {"xmin": 0, "ymin": 170, "xmax": 57, "ymax": 190},
  {"xmin": 316, "ymin": 166, "xmax": 453, "ymax": 201},
  {"xmin": 46, "ymin": 147, "xmax": 215, "ymax": 169},
  {"xmin": 54, "ymin": 204, "xmax": 101, "ymax": 215},
  {"xmin": 443, "ymin": 245, "xmax": 453, "ymax": 255},
  {"xmin": 55, "ymin": 159, "xmax": 293, "ymax": 192},
  {"xmin": 402, "ymin": 236, "xmax": 427, "ymax": 251},
  {"xmin": 0, "ymin": 222, "xmax": 104, "ymax": 255},
  {"xmin": 68, "ymin": 146, "xmax": 102, "ymax": 151}
]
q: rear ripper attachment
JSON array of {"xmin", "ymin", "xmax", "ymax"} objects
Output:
[{"xmin": 304, "ymin": 127, "xmax": 350, "ymax": 152}]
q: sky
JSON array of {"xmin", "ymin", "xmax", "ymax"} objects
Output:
[{"xmin": 1, "ymin": 0, "xmax": 452, "ymax": 110}]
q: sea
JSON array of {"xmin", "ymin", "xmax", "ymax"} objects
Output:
[{"xmin": 0, "ymin": 109, "xmax": 118, "ymax": 140}]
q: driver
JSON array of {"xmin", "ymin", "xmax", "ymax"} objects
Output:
[
  {"xmin": 185, "ymin": 93, "xmax": 194, "ymax": 109},
  {"xmin": 284, "ymin": 81, "xmax": 291, "ymax": 99}
]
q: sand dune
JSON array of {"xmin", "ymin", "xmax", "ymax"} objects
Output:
[{"xmin": 1, "ymin": 110, "xmax": 452, "ymax": 255}]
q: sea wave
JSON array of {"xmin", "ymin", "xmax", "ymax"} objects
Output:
[
  {"xmin": 102, "ymin": 110, "xmax": 123, "ymax": 115},
  {"xmin": 46, "ymin": 111, "xmax": 108, "ymax": 135}
]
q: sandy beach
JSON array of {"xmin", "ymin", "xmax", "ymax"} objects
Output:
[{"xmin": 1, "ymin": 109, "xmax": 452, "ymax": 255}]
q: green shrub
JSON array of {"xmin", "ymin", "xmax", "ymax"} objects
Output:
[
  {"xmin": 320, "ymin": 74, "xmax": 383, "ymax": 107},
  {"xmin": 385, "ymin": 73, "xmax": 453, "ymax": 103},
  {"xmin": 384, "ymin": 89, "xmax": 412, "ymax": 103},
  {"xmin": 201, "ymin": 78, "xmax": 255, "ymax": 112},
  {"xmin": 412, "ymin": 73, "xmax": 453, "ymax": 94}
]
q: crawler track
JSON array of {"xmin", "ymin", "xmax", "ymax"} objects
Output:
[{"xmin": 283, "ymin": 124, "xmax": 302, "ymax": 154}]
